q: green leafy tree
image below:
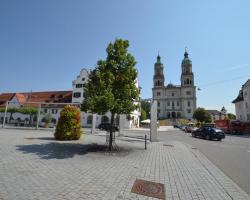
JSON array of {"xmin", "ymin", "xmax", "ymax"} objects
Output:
[
  {"xmin": 193, "ymin": 107, "xmax": 212, "ymax": 123},
  {"xmin": 82, "ymin": 39, "xmax": 140, "ymax": 150},
  {"xmin": 227, "ymin": 113, "xmax": 236, "ymax": 120},
  {"xmin": 141, "ymin": 100, "xmax": 150, "ymax": 119},
  {"xmin": 140, "ymin": 108, "xmax": 147, "ymax": 122}
]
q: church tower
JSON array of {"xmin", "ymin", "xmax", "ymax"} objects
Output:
[
  {"xmin": 153, "ymin": 54, "xmax": 165, "ymax": 87},
  {"xmin": 181, "ymin": 49, "xmax": 194, "ymax": 86},
  {"xmin": 180, "ymin": 49, "xmax": 196, "ymax": 119}
]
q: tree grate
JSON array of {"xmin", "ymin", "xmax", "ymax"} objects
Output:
[{"xmin": 131, "ymin": 179, "xmax": 165, "ymax": 199}]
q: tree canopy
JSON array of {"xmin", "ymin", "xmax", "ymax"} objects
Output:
[
  {"xmin": 227, "ymin": 113, "xmax": 236, "ymax": 120},
  {"xmin": 141, "ymin": 100, "xmax": 150, "ymax": 119},
  {"xmin": 140, "ymin": 108, "xmax": 147, "ymax": 122},
  {"xmin": 193, "ymin": 107, "xmax": 212, "ymax": 123},
  {"xmin": 81, "ymin": 38, "xmax": 140, "ymax": 150}
]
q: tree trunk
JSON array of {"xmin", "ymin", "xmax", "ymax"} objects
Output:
[{"xmin": 108, "ymin": 113, "xmax": 115, "ymax": 151}]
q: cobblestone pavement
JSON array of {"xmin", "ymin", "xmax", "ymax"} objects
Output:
[{"xmin": 0, "ymin": 129, "xmax": 249, "ymax": 200}]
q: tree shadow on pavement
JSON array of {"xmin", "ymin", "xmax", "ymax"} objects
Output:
[{"xmin": 16, "ymin": 142, "xmax": 107, "ymax": 159}]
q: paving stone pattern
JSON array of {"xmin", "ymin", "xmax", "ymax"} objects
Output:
[{"xmin": 0, "ymin": 129, "xmax": 249, "ymax": 200}]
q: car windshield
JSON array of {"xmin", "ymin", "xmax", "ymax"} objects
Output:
[{"xmin": 213, "ymin": 128, "xmax": 223, "ymax": 132}]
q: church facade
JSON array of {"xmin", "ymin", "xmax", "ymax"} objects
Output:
[{"xmin": 152, "ymin": 50, "xmax": 197, "ymax": 120}]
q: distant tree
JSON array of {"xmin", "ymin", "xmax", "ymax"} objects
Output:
[
  {"xmin": 82, "ymin": 39, "xmax": 140, "ymax": 151},
  {"xmin": 140, "ymin": 108, "xmax": 147, "ymax": 122},
  {"xmin": 0, "ymin": 107, "xmax": 37, "ymax": 125},
  {"xmin": 141, "ymin": 100, "xmax": 150, "ymax": 118},
  {"xmin": 227, "ymin": 113, "xmax": 236, "ymax": 120},
  {"xmin": 193, "ymin": 107, "xmax": 212, "ymax": 123}
]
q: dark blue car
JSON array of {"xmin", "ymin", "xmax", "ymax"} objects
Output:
[{"xmin": 192, "ymin": 127, "xmax": 225, "ymax": 141}]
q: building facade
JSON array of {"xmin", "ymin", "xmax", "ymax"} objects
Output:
[
  {"xmin": 207, "ymin": 106, "xmax": 227, "ymax": 121},
  {"xmin": 152, "ymin": 50, "xmax": 197, "ymax": 119},
  {"xmin": 0, "ymin": 68, "xmax": 140, "ymax": 129},
  {"xmin": 232, "ymin": 79, "xmax": 250, "ymax": 121}
]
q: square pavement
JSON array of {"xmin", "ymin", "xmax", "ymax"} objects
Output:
[{"xmin": 0, "ymin": 128, "xmax": 249, "ymax": 200}]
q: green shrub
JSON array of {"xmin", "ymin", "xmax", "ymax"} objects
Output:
[
  {"xmin": 44, "ymin": 113, "xmax": 52, "ymax": 124},
  {"xmin": 54, "ymin": 105, "xmax": 82, "ymax": 140}
]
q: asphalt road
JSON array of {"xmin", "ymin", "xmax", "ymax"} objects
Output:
[{"xmin": 123, "ymin": 128, "xmax": 250, "ymax": 195}]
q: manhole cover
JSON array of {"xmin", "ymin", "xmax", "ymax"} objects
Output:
[
  {"xmin": 131, "ymin": 179, "xmax": 165, "ymax": 199},
  {"xmin": 163, "ymin": 144, "xmax": 174, "ymax": 147}
]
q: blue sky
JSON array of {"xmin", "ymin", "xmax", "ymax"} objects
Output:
[{"xmin": 1, "ymin": 0, "xmax": 250, "ymax": 113}]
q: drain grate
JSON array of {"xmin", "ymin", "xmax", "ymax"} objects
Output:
[
  {"xmin": 131, "ymin": 179, "xmax": 165, "ymax": 199},
  {"xmin": 163, "ymin": 144, "xmax": 174, "ymax": 147}
]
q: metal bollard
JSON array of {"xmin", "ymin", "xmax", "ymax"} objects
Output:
[{"xmin": 145, "ymin": 134, "xmax": 147, "ymax": 150}]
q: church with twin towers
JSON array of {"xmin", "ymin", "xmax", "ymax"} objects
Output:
[{"xmin": 152, "ymin": 50, "xmax": 197, "ymax": 120}]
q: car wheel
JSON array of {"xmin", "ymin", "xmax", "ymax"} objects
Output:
[
  {"xmin": 205, "ymin": 135, "xmax": 210, "ymax": 140},
  {"xmin": 192, "ymin": 133, "xmax": 196, "ymax": 137},
  {"xmin": 217, "ymin": 138, "xmax": 222, "ymax": 141}
]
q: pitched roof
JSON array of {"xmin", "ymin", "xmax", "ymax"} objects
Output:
[
  {"xmin": 0, "ymin": 93, "xmax": 15, "ymax": 107},
  {"xmin": 16, "ymin": 93, "xmax": 27, "ymax": 105},
  {"xmin": 206, "ymin": 110, "xmax": 221, "ymax": 115},
  {"xmin": 232, "ymin": 89, "xmax": 244, "ymax": 103},
  {"xmin": 0, "ymin": 91, "xmax": 73, "ymax": 107},
  {"xmin": 242, "ymin": 79, "xmax": 250, "ymax": 89}
]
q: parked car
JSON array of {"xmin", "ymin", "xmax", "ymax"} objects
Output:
[
  {"xmin": 192, "ymin": 127, "xmax": 225, "ymax": 141},
  {"xmin": 173, "ymin": 124, "xmax": 181, "ymax": 129},
  {"xmin": 180, "ymin": 125, "xmax": 187, "ymax": 131},
  {"xmin": 185, "ymin": 126, "xmax": 196, "ymax": 133},
  {"xmin": 98, "ymin": 123, "xmax": 119, "ymax": 132}
]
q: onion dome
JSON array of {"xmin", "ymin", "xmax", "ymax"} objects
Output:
[{"xmin": 182, "ymin": 49, "xmax": 192, "ymax": 65}]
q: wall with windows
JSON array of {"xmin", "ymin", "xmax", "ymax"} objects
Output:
[{"xmin": 72, "ymin": 68, "xmax": 89, "ymax": 104}]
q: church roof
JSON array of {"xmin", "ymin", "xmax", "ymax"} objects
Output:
[{"xmin": 182, "ymin": 49, "xmax": 192, "ymax": 65}]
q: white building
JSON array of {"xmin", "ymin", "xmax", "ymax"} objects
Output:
[
  {"xmin": 232, "ymin": 79, "xmax": 250, "ymax": 121},
  {"xmin": 152, "ymin": 50, "xmax": 197, "ymax": 120},
  {"xmin": 207, "ymin": 107, "xmax": 227, "ymax": 121},
  {"xmin": 72, "ymin": 68, "xmax": 140, "ymax": 129},
  {"xmin": 0, "ymin": 91, "xmax": 72, "ymax": 127}
]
